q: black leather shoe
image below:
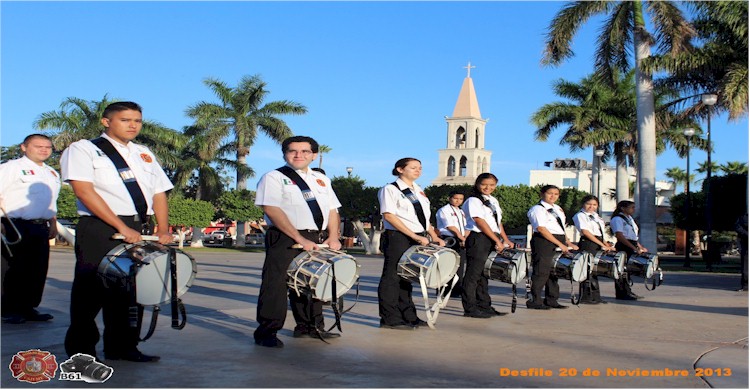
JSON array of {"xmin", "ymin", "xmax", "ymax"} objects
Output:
[
  {"xmin": 2, "ymin": 314, "xmax": 26, "ymax": 324},
  {"xmin": 580, "ymin": 300, "xmax": 600, "ymax": 305},
  {"xmin": 616, "ymin": 295, "xmax": 638, "ymax": 300},
  {"xmin": 629, "ymin": 293, "xmax": 644, "ymax": 299},
  {"xmin": 546, "ymin": 302, "xmax": 568, "ymax": 309},
  {"xmin": 481, "ymin": 308, "xmax": 508, "ymax": 316},
  {"xmin": 379, "ymin": 322, "xmax": 415, "ymax": 330},
  {"xmin": 410, "ymin": 319, "xmax": 429, "ymax": 327},
  {"xmin": 594, "ymin": 299, "xmax": 608, "ymax": 304},
  {"xmin": 24, "ymin": 310, "xmax": 53, "ymax": 321},
  {"xmin": 463, "ymin": 310, "xmax": 492, "ymax": 318},
  {"xmin": 294, "ymin": 326, "xmax": 341, "ymax": 339},
  {"xmin": 254, "ymin": 336, "xmax": 284, "ymax": 348},
  {"xmin": 526, "ymin": 303, "xmax": 550, "ymax": 310},
  {"xmin": 106, "ymin": 350, "xmax": 160, "ymax": 362}
]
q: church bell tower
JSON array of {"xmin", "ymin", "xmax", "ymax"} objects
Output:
[{"xmin": 432, "ymin": 63, "xmax": 492, "ymax": 186}]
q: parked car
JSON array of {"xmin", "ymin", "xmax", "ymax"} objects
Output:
[
  {"xmin": 204, "ymin": 230, "xmax": 232, "ymax": 247},
  {"xmin": 245, "ymin": 233, "xmax": 265, "ymax": 246}
]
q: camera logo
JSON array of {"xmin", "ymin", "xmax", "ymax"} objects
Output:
[
  {"xmin": 59, "ymin": 354, "xmax": 114, "ymax": 383},
  {"xmin": 9, "ymin": 349, "xmax": 58, "ymax": 384}
]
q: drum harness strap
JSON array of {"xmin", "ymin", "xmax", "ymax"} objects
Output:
[
  {"xmin": 391, "ymin": 182, "xmax": 428, "ymax": 232},
  {"xmin": 416, "ymin": 245, "xmax": 459, "ymax": 330},
  {"xmin": 92, "ymin": 138, "xmax": 186, "ymax": 341}
]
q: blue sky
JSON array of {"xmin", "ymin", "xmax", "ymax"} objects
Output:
[{"xmin": 1, "ymin": 1, "xmax": 747, "ymax": 189}]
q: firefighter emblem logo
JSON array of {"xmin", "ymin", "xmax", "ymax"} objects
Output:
[{"xmin": 9, "ymin": 349, "xmax": 58, "ymax": 384}]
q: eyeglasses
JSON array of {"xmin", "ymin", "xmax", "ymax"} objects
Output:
[{"xmin": 285, "ymin": 149, "xmax": 314, "ymax": 156}]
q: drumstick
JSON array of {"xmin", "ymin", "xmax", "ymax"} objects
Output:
[
  {"xmin": 291, "ymin": 243, "xmax": 330, "ymax": 249},
  {"xmin": 112, "ymin": 233, "xmax": 161, "ymax": 242}
]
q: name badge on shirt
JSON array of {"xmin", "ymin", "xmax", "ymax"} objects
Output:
[
  {"xmin": 118, "ymin": 168, "xmax": 137, "ymax": 183},
  {"xmin": 301, "ymin": 189, "xmax": 316, "ymax": 202}
]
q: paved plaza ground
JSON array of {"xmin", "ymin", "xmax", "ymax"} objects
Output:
[{"xmin": 2, "ymin": 247, "xmax": 748, "ymax": 388}]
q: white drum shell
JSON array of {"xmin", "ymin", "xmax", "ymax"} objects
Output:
[
  {"xmin": 287, "ymin": 249, "xmax": 360, "ymax": 302},
  {"xmin": 398, "ymin": 246, "xmax": 460, "ymax": 288},
  {"xmin": 99, "ymin": 243, "xmax": 197, "ymax": 306},
  {"xmin": 484, "ymin": 249, "xmax": 528, "ymax": 284},
  {"xmin": 551, "ymin": 251, "xmax": 590, "ymax": 282}
]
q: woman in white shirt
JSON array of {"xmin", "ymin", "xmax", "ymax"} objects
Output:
[
  {"xmin": 610, "ymin": 200, "xmax": 646, "ymax": 300},
  {"xmin": 377, "ymin": 158, "xmax": 444, "ymax": 330},
  {"xmin": 461, "ymin": 173, "xmax": 514, "ymax": 318},
  {"xmin": 573, "ymin": 195, "xmax": 614, "ymax": 304}
]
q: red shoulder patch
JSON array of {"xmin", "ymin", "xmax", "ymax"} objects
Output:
[
  {"xmin": 316, "ymin": 179, "xmax": 326, "ymax": 187},
  {"xmin": 140, "ymin": 153, "xmax": 153, "ymax": 163}
]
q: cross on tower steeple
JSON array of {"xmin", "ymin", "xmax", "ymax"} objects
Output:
[{"xmin": 464, "ymin": 62, "xmax": 476, "ymax": 78}]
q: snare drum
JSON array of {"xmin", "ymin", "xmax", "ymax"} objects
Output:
[
  {"xmin": 551, "ymin": 251, "xmax": 591, "ymax": 282},
  {"xmin": 484, "ymin": 249, "xmax": 528, "ymax": 284},
  {"xmin": 591, "ymin": 251, "xmax": 627, "ymax": 279},
  {"xmin": 287, "ymin": 249, "xmax": 360, "ymax": 302},
  {"xmin": 98, "ymin": 242, "xmax": 197, "ymax": 306},
  {"xmin": 627, "ymin": 253, "xmax": 659, "ymax": 279},
  {"xmin": 398, "ymin": 246, "xmax": 460, "ymax": 289}
]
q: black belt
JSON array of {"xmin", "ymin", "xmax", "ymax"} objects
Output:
[{"xmin": 10, "ymin": 218, "xmax": 49, "ymax": 225}]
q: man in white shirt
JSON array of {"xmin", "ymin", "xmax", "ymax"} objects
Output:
[
  {"xmin": 61, "ymin": 102, "xmax": 173, "ymax": 362},
  {"xmin": 0, "ymin": 134, "xmax": 60, "ymax": 324}
]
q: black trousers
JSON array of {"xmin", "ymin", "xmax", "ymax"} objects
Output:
[
  {"xmin": 529, "ymin": 233, "xmax": 564, "ymax": 306},
  {"xmin": 462, "ymin": 231, "xmax": 493, "ymax": 313},
  {"xmin": 578, "ymin": 237, "xmax": 603, "ymax": 302},
  {"xmin": 378, "ymin": 230, "xmax": 419, "ymax": 326},
  {"xmin": 614, "ymin": 240, "xmax": 637, "ymax": 298},
  {"xmin": 65, "ymin": 216, "xmax": 143, "ymax": 358},
  {"xmin": 254, "ymin": 228, "xmax": 325, "ymax": 339},
  {"xmin": 1, "ymin": 218, "xmax": 50, "ymax": 315}
]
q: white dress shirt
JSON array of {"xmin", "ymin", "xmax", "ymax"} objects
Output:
[
  {"xmin": 610, "ymin": 214, "xmax": 639, "ymax": 241},
  {"xmin": 0, "ymin": 156, "xmax": 61, "ymax": 219},
  {"xmin": 528, "ymin": 201, "xmax": 567, "ymax": 235},
  {"xmin": 436, "ymin": 203, "xmax": 466, "ymax": 237},
  {"xmin": 379, "ymin": 178, "xmax": 432, "ymax": 233},
  {"xmin": 573, "ymin": 210, "xmax": 606, "ymax": 237},
  {"xmin": 60, "ymin": 133, "xmax": 174, "ymax": 216},
  {"xmin": 255, "ymin": 166, "xmax": 341, "ymax": 230},
  {"xmin": 463, "ymin": 195, "xmax": 504, "ymax": 234}
]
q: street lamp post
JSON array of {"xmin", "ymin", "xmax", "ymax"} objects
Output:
[
  {"xmin": 683, "ymin": 128, "xmax": 695, "ymax": 268},
  {"xmin": 701, "ymin": 93, "xmax": 718, "ymax": 270},
  {"xmin": 594, "ymin": 149, "xmax": 605, "ymax": 213},
  {"xmin": 346, "ymin": 166, "xmax": 353, "ymax": 178}
]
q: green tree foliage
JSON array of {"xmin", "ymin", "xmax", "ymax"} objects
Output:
[
  {"xmin": 56, "ymin": 185, "xmax": 79, "ymax": 223},
  {"xmin": 167, "ymin": 196, "xmax": 215, "ymax": 228},
  {"xmin": 330, "ymin": 175, "xmax": 380, "ymax": 221},
  {"xmin": 670, "ymin": 173, "xmax": 747, "ymax": 231},
  {"xmin": 214, "ymin": 189, "xmax": 264, "ymax": 222}
]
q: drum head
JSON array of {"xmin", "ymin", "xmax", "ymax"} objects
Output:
[
  {"xmin": 570, "ymin": 256, "xmax": 589, "ymax": 282},
  {"xmin": 136, "ymin": 249, "xmax": 197, "ymax": 305},
  {"xmin": 421, "ymin": 249, "xmax": 460, "ymax": 288},
  {"xmin": 312, "ymin": 255, "xmax": 359, "ymax": 302}
]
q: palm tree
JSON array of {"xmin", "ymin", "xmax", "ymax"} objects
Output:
[
  {"xmin": 317, "ymin": 144, "xmax": 332, "ymax": 169},
  {"xmin": 34, "ymin": 96, "xmax": 186, "ymax": 169},
  {"xmin": 186, "ymin": 75, "xmax": 307, "ymax": 190},
  {"xmin": 542, "ymin": 1, "xmax": 695, "ymax": 251},
  {"xmin": 532, "ymin": 71, "xmax": 701, "ymax": 202},
  {"xmin": 171, "ymin": 125, "xmax": 228, "ymax": 202},
  {"xmin": 720, "ymin": 161, "xmax": 748, "ymax": 175},
  {"xmin": 664, "ymin": 167, "xmax": 695, "ymax": 193},
  {"xmin": 645, "ymin": 1, "xmax": 748, "ymax": 121}
]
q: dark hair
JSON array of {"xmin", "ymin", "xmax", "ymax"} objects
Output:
[
  {"xmin": 580, "ymin": 195, "xmax": 599, "ymax": 207},
  {"xmin": 470, "ymin": 173, "xmax": 498, "ymax": 197},
  {"xmin": 539, "ymin": 184, "xmax": 560, "ymax": 196},
  {"xmin": 448, "ymin": 190, "xmax": 465, "ymax": 199},
  {"xmin": 22, "ymin": 133, "xmax": 51, "ymax": 146},
  {"xmin": 612, "ymin": 200, "xmax": 636, "ymax": 220},
  {"xmin": 102, "ymin": 101, "xmax": 142, "ymax": 119},
  {"xmin": 281, "ymin": 136, "xmax": 319, "ymax": 153},
  {"xmin": 391, "ymin": 157, "xmax": 420, "ymax": 176}
]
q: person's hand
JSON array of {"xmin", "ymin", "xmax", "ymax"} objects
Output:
[
  {"xmin": 434, "ymin": 237, "xmax": 446, "ymax": 247},
  {"xmin": 602, "ymin": 243, "xmax": 615, "ymax": 252},
  {"xmin": 505, "ymin": 240, "xmax": 516, "ymax": 249},
  {"xmin": 324, "ymin": 237, "xmax": 341, "ymax": 251},
  {"xmin": 48, "ymin": 222, "xmax": 58, "ymax": 240},
  {"xmin": 156, "ymin": 232, "xmax": 173, "ymax": 245},
  {"xmin": 558, "ymin": 243, "xmax": 570, "ymax": 253},
  {"xmin": 298, "ymin": 238, "xmax": 319, "ymax": 251},
  {"xmin": 494, "ymin": 241, "xmax": 505, "ymax": 252},
  {"xmin": 569, "ymin": 243, "xmax": 579, "ymax": 251},
  {"xmin": 414, "ymin": 236, "xmax": 430, "ymax": 246},
  {"xmin": 118, "ymin": 226, "xmax": 142, "ymax": 244}
]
